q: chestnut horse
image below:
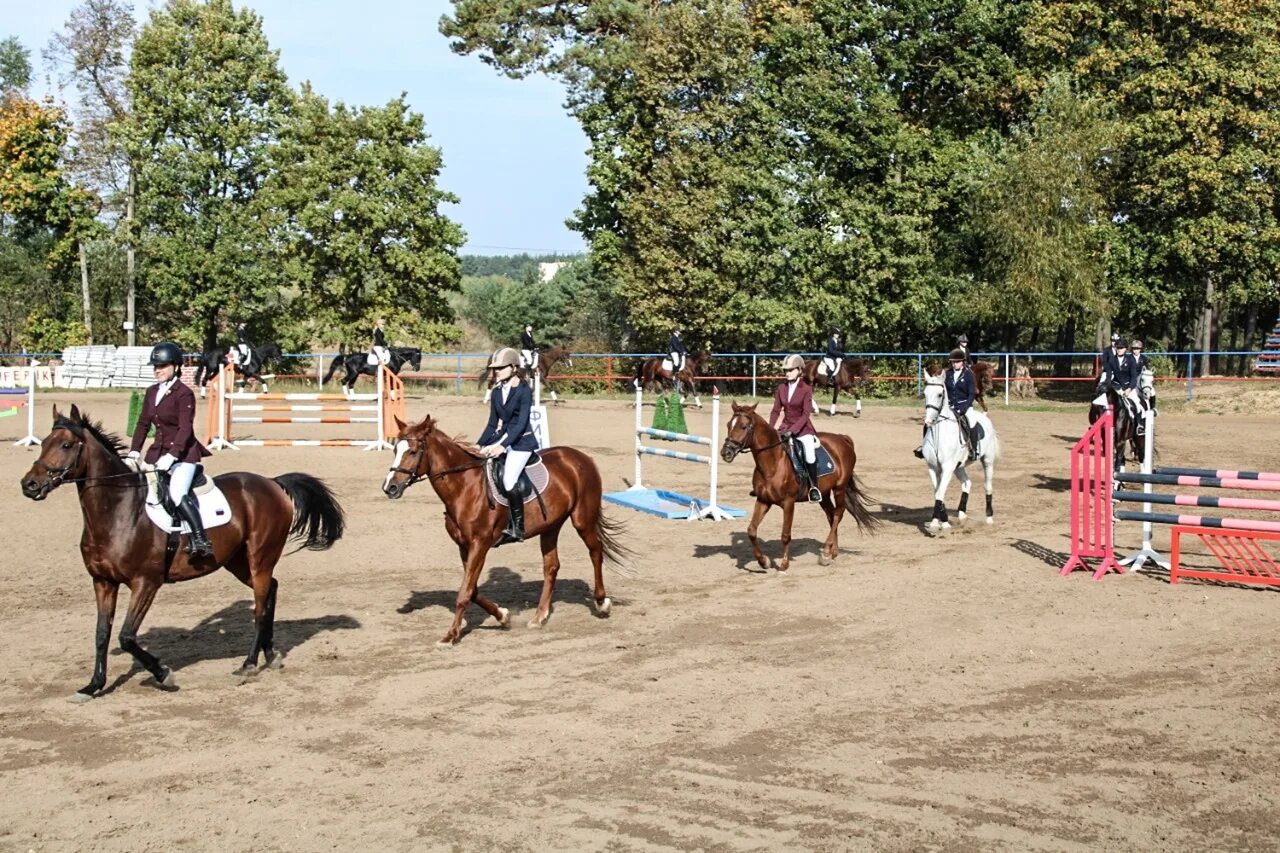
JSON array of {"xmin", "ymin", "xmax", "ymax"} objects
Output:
[
  {"xmin": 802, "ymin": 357, "xmax": 871, "ymax": 417},
  {"xmin": 19, "ymin": 406, "xmax": 345, "ymax": 701},
  {"xmin": 720, "ymin": 403, "xmax": 879, "ymax": 572},
  {"xmin": 635, "ymin": 350, "xmax": 711, "ymax": 408},
  {"xmin": 971, "ymin": 360, "xmax": 996, "ymax": 411},
  {"xmin": 382, "ymin": 414, "xmax": 629, "ymax": 645}
]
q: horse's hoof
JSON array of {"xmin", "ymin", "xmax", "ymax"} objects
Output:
[
  {"xmin": 818, "ymin": 552, "xmax": 830, "ymax": 566},
  {"xmin": 265, "ymin": 650, "xmax": 286, "ymax": 670},
  {"xmin": 985, "ymin": 516, "xmax": 994, "ymax": 526},
  {"xmin": 231, "ymin": 665, "xmax": 258, "ymax": 682},
  {"xmin": 68, "ymin": 690, "xmax": 96, "ymax": 704},
  {"xmin": 596, "ymin": 597, "xmax": 612, "ymax": 616},
  {"xmin": 527, "ymin": 617, "xmax": 546, "ymax": 629},
  {"xmin": 435, "ymin": 638, "xmax": 457, "ymax": 649},
  {"xmin": 496, "ymin": 607, "xmax": 511, "ymax": 628}
]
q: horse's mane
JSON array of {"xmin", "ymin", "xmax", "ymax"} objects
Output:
[{"xmin": 55, "ymin": 412, "xmax": 129, "ymax": 457}]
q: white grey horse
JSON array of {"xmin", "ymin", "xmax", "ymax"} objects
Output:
[{"xmin": 921, "ymin": 372, "xmax": 999, "ymax": 535}]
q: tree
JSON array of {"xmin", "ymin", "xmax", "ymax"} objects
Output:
[
  {"xmin": 125, "ymin": 0, "xmax": 292, "ymax": 348},
  {"xmin": 265, "ymin": 86, "xmax": 464, "ymax": 348},
  {"xmin": 1027, "ymin": 0, "xmax": 1280, "ymax": 360},
  {"xmin": 0, "ymin": 36, "xmax": 31, "ymax": 94}
]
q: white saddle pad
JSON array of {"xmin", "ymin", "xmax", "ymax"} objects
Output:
[
  {"xmin": 661, "ymin": 358, "xmax": 674, "ymax": 372},
  {"xmin": 817, "ymin": 359, "xmax": 833, "ymax": 377},
  {"xmin": 143, "ymin": 471, "xmax": 233, "ymax": 534},
  {"xmin": 1091, "ymin": 393, "xmax": 1107, "ymax": 406}
]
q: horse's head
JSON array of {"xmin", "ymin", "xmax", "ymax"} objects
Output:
[
  {"xmin": 1139, "ymin": 368, "xmax": 1154, "ymax": 399},
  {"xmin": 20, "ymin": 405, "xmax": 110, "ymax": 500},
  {"xmin": 721, "ymin": 402, "xmax": 761, "ymax": 463},
  {"xmin": 922, "ymin": 373, "xmax": 947, "ymax": 426},
  {"xmin": 548, "ymin": 345, "xmax": 572, "ymax": 369},
  {"xmin": 692, "ymin": 350, "xmax": 711, "ymax": 371},
  {"xmin": 383, "ymin": 415, "xmax": 436, "ymax": 499},
  {"xmin": 407, "ymin": 348, "xmax": 423, "ymax": 371}
]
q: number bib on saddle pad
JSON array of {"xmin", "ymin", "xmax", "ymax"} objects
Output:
[
  {"xmin": 142, "ymin": 468, "xmax": 233, "ymax": 534},
  {"xmin": 483, "ymin": 454, "xmax": 550, "ymax": 507}
]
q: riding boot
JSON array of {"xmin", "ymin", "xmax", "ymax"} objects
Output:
[
  {"xmin": 804, "ymin": 460, "xmax": 822, "ymax": 502},
  {"xmin": 177, "ymin": 494, "xmax": 214, "ymax": 557},
  {"xmin": 496, "ymin": 488, "xmax": 525, "ymax": 546},
  {"xmin": 913, "ymin": 424, "xmax": 926, "ymax": 459}
]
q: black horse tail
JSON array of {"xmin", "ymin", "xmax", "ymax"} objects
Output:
[
  {"xmin": 275, "ymin": 473, "xmax": 345, "ymax": 552},
  {"xmin": 322, "ymin": 352, "xmax": 345, "ymax": 386},
  {"xmin": 844, "ymin": 470, "xmax": 880, "ymax": 535}
]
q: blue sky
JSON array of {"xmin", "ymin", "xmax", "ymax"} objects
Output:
[{"xmin": 7, "ymin": 0, "xmax": 590, "ymax": 256}]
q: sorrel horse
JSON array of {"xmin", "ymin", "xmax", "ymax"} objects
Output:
[
  {"xmin": 635, "ymin": 350, "xmax": 711, "ymax": 408},
  {"xmin": 479, "ymin": 345, "xmax": 574, "ymax": 405},
  {"xmin": 719, "ymin": 402, "xmax": 879, "ymax": 572},
  {"xmin": 382, "ymin": 414, "xmax": 629, "ymax": 645},
  {"xmin": 801, "ymin": 357, "xmax": 871, "ymax": 417},
  {"xmin": 971, "ymin": 360, "xmax": 996, "ymax": 411},
  {"xmin": 19, "ymin": 406, "xmax": 345, "ymax": 701}
]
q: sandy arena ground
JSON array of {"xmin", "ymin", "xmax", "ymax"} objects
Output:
[{"xmin": 1, "ymin": 387, "xmax": 1278, "ymax": 851}]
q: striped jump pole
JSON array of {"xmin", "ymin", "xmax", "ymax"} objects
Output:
[
  {"xmin": 1117, "ymin": 472, "xmax": 1280, "ymax": 493},
  {"xmin": 1116, "ymin": 510, "xmax": 1280, "ymax": 534},
  {"xmin": 1151, "ymin": 466, "xmax": 1280, "ymax": 483}
]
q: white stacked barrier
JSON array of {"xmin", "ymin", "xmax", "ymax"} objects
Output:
[
  {"xmin": 604, "ymin": 386, "xmax": 744, "ymax": 521},
  {"xmin": 57, "ymin": 345, "xmax": 117, "ymax": 388}
]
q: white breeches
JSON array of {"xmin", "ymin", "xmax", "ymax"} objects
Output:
[
  {"xmin": 670, "ymin": 352, "xmax": 685, "ymax": 371},
  {"xmin": 503, "ymin": 449, "xmax": 533, "ymax": 491},
  {"xmin": 795, "ymin": 433, "xmax": 818, "ymax": 463},
  {"xmin": 821, "ymin": 357, "xmax": 839, "ymax": 376},
  {"xmin": 367, "ymin": 346, "xmax": 389, "ymax": 366},
  {"xmin": 233, "ymin": 345, "xmax": 251, "ymax": 365},
  {"xmin": 520, "ymin": 350, "xmax": 536, "ymax": 369},
  {"xmin": 168, "ymin": 461, "xmax": 197, "ymax": 503}
]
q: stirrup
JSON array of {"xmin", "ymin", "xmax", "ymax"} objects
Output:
[
  {"xmin": 913, "ymin": 446, "xmax": 924, "ymax": 459},
  {"xmin": 807, "ymin": 487, "xmax": 822, "ymax": 502}
]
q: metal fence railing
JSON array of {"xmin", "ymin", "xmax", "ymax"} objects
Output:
[{"xmin": 2, "ymin": 350, "xmax": 1277, "ymax": 401}]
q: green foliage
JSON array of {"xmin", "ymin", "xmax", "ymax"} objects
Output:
[
  {"xmin": 461, "ymin": 253, "xmax": 577, "ymax": 279},
  {"xmin": 0, "ymin": 36, "xmax": 31, "ymax": 93},
  {"xmin": 265, "ymin": 86, "xmax": 465, "ymax": 347},
  {"xmin": 126, "ymin": 0, "xmax": 292, "ymax": 349}
]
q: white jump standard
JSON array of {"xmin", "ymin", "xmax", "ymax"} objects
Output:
[{"xmin": 605, "ymin": 386, "xmax": 745, "ymax": 521}]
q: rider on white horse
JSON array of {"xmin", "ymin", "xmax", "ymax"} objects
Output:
[
  {"xmin": 921, "ymin": 369, "xmax": 998, "ymax": 532},
  {"xmin": 519, "ymin": 323, "xmax": 538, "ymax": 374},
  {"xmin": 367, "ymin": 317, "xmax": 390, "ymax": 366},
  {"xmin": 943, "ymin": 348, "xmax": 979, "ymax": 460}
]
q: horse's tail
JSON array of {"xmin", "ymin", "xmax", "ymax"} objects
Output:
[
  {"xmin": 322, "ymin": 352, "xmax": 344, "ymax": 385},
  {"xmin": 844, "ymin": 470, "xmax": 881, "ymax": 535},
  {"xmin": 275, "ymin": 473, "xmax": 346, "ymax": 552},
  {"xmin": 595, "ymin": 510, "xmax": 634, "ymax": 566}
]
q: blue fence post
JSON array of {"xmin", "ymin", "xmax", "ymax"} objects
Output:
[
  {"xmin": 455, "ymin": 354, "xmax": 462, "ymax": 393},
  {"xmin": 1185, "ymin": 352, "xmax": 1194, "ymax": 401},
  {"xmin": 916, "ymin": 354, "xmax": 923, "ymax": 396},
  {"xmin": 751, "ymin": 354, "xmax": 757, "ymax": 399}
]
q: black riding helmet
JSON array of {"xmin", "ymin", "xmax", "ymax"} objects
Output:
[{"xmin": 149, "ymin": 341, "xmax": 183, "ymax": 367}]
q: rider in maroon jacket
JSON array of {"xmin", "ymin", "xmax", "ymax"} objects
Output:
[{"xmin": 771, "ymin": 354, "xmax": 822, "ymax": 501}]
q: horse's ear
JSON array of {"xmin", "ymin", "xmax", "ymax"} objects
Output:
[
  {"xmin": 51, "ymin": 404, "xmax": 61, "ymax": 423},
  {"xmin": 748, "ymin": 403, "xmax": 759, "ymax": 412},
  {"xmin": 69, "ymin": 403, "xmax": 82, "ymax": 421},
  {"xmin": 393, "ymin": 415, "xmax": 406, "ymax": 434}
]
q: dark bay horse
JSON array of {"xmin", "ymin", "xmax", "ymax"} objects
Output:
[
  {"xmin": 193, "ymin": 342, "xmax": 282, "ymax": 397},
  {"xmin": 1089, "ymin": 383, "xmax": 1149, "ymax": 474},
  {"xmin": 382, "ymin": 414, "xmax": 629, "ymax": 645},
  {"xmin": 19, "ymin": 406, "xmax": 345, "ymax": 701},
  {"xmin": 636, "ymin": 350, "xmax": 711, "ymax": 408},
  {"xmin": 802, "ymin": 357, "xmax": 871, "ymax": 417},
  {"xmin": 324, "ymin": 346, "xmax": 422, "ymax": 394},
  {"xmin": 720, "ymin": 403, "xmax": 879, "ymax": 572},
  {"xmin": 478, "ymin": 345, "xmax": 574, "ymax": 405}
]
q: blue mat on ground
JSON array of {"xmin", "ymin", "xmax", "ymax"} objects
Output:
[{"xmin": 604, "ymin": 488, "xmax": 745, "ymax": 520}]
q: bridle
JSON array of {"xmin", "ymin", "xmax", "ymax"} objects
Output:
[
  {"xmin": 387, "ymin": 436, "xmax": 486, "ymax": 490},
  {"xmin": 29, "ymin": 433, "xmax": 141, "ymax": 493},
  {"xmin": 722, "ymin": 412, "xmax": 784, "ymax": 458}
]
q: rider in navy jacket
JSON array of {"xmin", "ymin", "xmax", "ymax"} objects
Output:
[
  {"xmin": 1112, "ymin": 343, "xmax": 1139, "ymax": 391},
  {"xmin": 943, "ymin": 348, "xmax": 978, "ymax": 458},
  {"xmin": 478, "ymin": 347, "xmax": 538, "ymax": 545},
  {"xmin": 1099, "ymin": 332, "xmax": 1122, "ymax": 390}
]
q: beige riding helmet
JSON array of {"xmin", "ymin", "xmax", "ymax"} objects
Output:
[
  {"xmin": 488, "ymin": 347, "xmax": 520, "ymax": 368},
  {"xmin": 782, "ymin": 354, "xmax": 804, "ymax": 371}
]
